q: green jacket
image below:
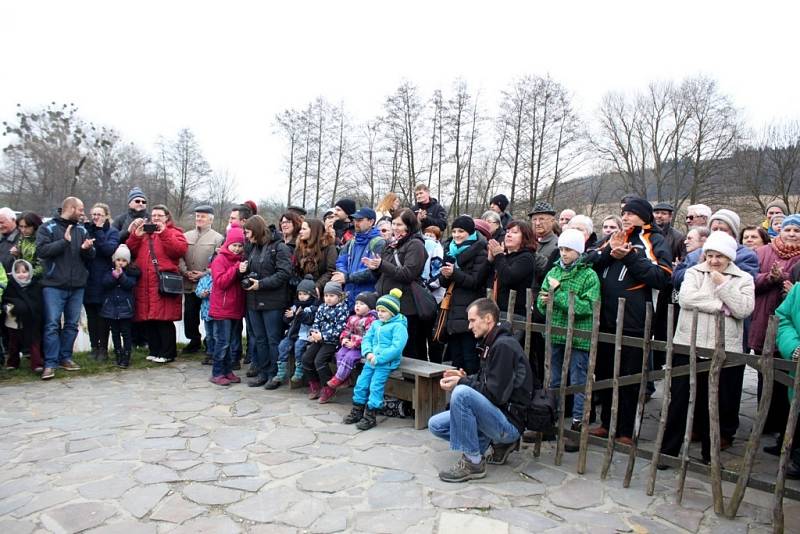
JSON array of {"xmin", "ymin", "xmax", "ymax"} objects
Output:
[
  {"xmin": 776, "ymin": 283, "xmax": 800, "ymax": 401},
  {"xmin": 18, "ymin": 235, "xmax": 43, "ymax": 279},
  {"xmin": 536, "ymin": 258, "xmax": 601, "ymax": 351}
]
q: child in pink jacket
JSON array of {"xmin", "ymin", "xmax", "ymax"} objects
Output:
[
  {"xmin": 209, "ymin": 225, "xmax": 246, "ymax": 386},
  {"xmin": 328, "ymin": 292, "xmax": 378, "ymax": 389}
]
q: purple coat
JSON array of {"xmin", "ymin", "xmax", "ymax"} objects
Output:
[{"xmin": 749, "ymin": 244, "xmax": 800, "ymax": 352}]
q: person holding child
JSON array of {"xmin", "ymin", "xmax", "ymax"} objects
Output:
[
  {"xmin": 537, "ymin": 228, "xmax": 601, "ymax": 452},
  {"xmin": 343, "ymin": 288, "xmax": 409, "ymax": 431},
  {"xmin": 265, "ymin": 275, "xmax": 319, "ymax": 390},
  {"xmin": 100, "ymin": 244, "xmax": 140, "ymax": 368},
  {"xmin": 328, "ymin": 291, "xmax": 378, "ymax": 390},
  {"xmin": 208, "ymin": 225, "xmax": 247, "ymax": 386},
  {"xmin": 4, "ymin": 259, "xmax": 42, "ymax": 372},
  {"xmin": 302, "ymin": 280, "xmax": 349, "ymax": 403}
]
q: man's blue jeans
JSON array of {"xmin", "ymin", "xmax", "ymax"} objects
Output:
[
  {"xmin": 428, "ymin": 385, "xmax": 520, "ymax": 457},
  {"xmin": 550, "ymin": 344, "xmax": 589, "ymax": 421},
  {"xmin": 42, "ymin": 287, "xmax": 85, "ymax": 369},
  {"xmin": 247, "ymin": 309, "xmax": 284, "ymax": 380}
]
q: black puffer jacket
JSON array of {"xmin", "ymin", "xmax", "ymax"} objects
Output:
[
  {"xmin": 113, "ymin": 207, "xmax": 148, "ymax": 244},
  {"xmin": 489, "ymin": 249, "xmax": 535, "ymax": 318},
  {"xmin": 246, "ymin": 237, "xmax": 293, "ymax": 311},
  {"xmin": 375, "ymin": 233, "xmax": 427, "ymax": 316},
  {"xmin": 35, "ymin": 218, "xmax": 95, "ymax": 288},
  {"xmin": 593, "ymin": 224, "xmax": 673, "ymax": 334},
  {"xmin": 411, "ymin": 198, "xmax": 448, "ymax": 231},
  {"xmin": 439, "ymin": 238, "xmax": 490, "ymax": 334},
  {"xmin": 458, "ymin": 322, "xmax": 534, "ymax": 433}
]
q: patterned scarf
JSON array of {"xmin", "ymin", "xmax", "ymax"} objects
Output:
[{"xmin": 771, "ymin": 236, "xmax": 800, "ymax": 260}]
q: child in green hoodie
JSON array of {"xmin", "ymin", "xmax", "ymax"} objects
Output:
[{"xmin": 537, "ymin": 228, "xmax": 601, "ymax": 451}]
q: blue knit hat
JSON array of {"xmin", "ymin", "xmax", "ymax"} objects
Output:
[
  {"xmin": 128, "ymin": 187, "xmax": 146, "ymax": 204},
  {"xmin": 376, "ymin": 288, "xmax": 402, "ymax": 316},
  {"xmin": 782, "ymin": 214, "xmax": 800, "ymax": 230}
]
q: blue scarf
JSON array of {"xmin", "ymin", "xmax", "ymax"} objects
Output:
[{"xmin": 447, "ymin": 232, "xmax": 478, "ymax": 267}]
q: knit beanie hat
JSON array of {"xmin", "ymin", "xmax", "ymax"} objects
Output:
[
  {"xmin": 766, "ymin": 199, "xmax": 788, "ymax": 215},
  {"xmin": 334, "ymin": 198, "xmax": 357, "ymax": 217},
  {"xmin": 703, "ymin": 231, "xmax": 738, "ymax": 261},
  {"xmin": 621, "ymin": 197, "xmax": 653, "ymax": 224},
  {"xmin": 709, "ymin": 209, "xmax": 740, "ymax": 236},
  {"xmin": 297, "ymin": 274, "xmax": 316, "ymax": 295},
  {"xmin": 323, "ymin": 280, "xmax": 344, "ymax": 298},
  {"xmin": 557, "ymin": 228, "xmax": 586, "ymax": 254},
  {"xmin": 223, "ymin": 225, "xmax": 245, "ymax": 247},
  {"xmin": 112, "ymin": 244, "xmax": 131, "ymax": 262},
  {"xmin": 452, "ymin": 215, "xmax": 475, "ymax": 235},
  {"xmin": 127, "ymin": 187, "xmax": 146, "ymax": 204},
  {"xmin": 376, "ymin": 288, "xmax": 402, "ymax": 316},
  {"xmin": 355, "ymin": 291, "xmax": 378, "ymax": 310},
  {"xmin": 473, "ymin": 219, "xmax": 493, "ymax": 240},
  {"xmin": 782, "ymin": 214, "xmax": 800, "ymax": 230},
  {"xmin": 490, "ymin": 194, "xmax": 509, "ymax": 212}
]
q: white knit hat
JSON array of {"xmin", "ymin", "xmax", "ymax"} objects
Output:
[
  {"xmin": 557, "ymin": 228, "xmax": 585, "ymax": 254},
  {"xmin": 703, "ymin": 231, "xmax": 737, "ymax": 261},
  {"xmin": 112, "ymin": 244, "xmax": 131, "ymax": 262}
]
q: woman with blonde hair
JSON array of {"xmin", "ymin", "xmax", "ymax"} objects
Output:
[{"xmin": 376, "ymin": 192, "xmax": 401, "ymax": 220}]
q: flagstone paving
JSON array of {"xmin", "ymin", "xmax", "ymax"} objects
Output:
[{"xmin": 1, "ymin": 362, "xmax": 798, "ymax": 533}]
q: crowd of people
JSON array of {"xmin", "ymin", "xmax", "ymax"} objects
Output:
[{"xmin": 1, "ymin": 184, "xmax": 799, "ymax": 482}]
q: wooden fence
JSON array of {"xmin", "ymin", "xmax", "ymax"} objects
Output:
[{"xmin": 491, "ymin": 289, "xmax": 800, "ymax": 533}]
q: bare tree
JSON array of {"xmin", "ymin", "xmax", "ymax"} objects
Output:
[
  {"xmin": 274, "ymin": 109, "xmax": 304, "ymax": 206},
  {"xmin": 162, "ymin": 128, "xmax": 212, "ymax": 220},
  {"xmin": 206, "ymin": 169, "xmax": 238, "ymax": 232}
]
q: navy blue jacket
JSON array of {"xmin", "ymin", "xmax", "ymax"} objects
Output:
[
  {"xmin": 84, "ymin": 221, "xmax": 120, "ymax": 304},
  {"xmin": 100, "ymin": 265, "xmax": 141, "ymax": 320}
]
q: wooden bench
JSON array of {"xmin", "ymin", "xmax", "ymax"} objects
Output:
[{"xmin": 383, "ymin": 357, "xmax": 453, "ymax": 430}]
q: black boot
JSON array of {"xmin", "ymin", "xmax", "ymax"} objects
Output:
[
  {"xmin": 91, "ymin": 348, "xmax": 100, "ymax": 361},
  {"xmin": 344, "ymin": 404, "xmax": 365, "ymax": 424},
  {"xmin": 98, "ymin": 348, "xmax": 108, "ymax": 363},
  {"xmin": 115, "ymin": 351, "xmax": 123, "ymax": 368},
  {"xmin": 356, "ymin": 408, "xmax": 377, "ymax": 431},
  {"xmin": 121, "ymin": 351, "xmax": 131, "ymax": 368}
]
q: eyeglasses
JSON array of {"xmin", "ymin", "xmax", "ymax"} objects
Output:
[
  {"xmin": 133, "ymin": 199, "xmax": 147, "ymax": 205},
  {"xmin": 685, "ymin": 215, "xmax": 704, "ymax": 220}
]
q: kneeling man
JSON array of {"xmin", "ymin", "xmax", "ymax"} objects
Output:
[{"xmin": 429, "ymin": 298, "xmax": 533, "ymax": 482}]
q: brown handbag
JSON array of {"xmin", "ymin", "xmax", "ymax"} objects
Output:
[{"xmin": 432, "ymin": 282, "xmax": 455, "ymax": 343}]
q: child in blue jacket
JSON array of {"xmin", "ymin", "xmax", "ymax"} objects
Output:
[
  {"xmin": 100, "ymin": 245, "xmax": 140, "ymax": 368},
  {"xmin": 343, "ymin": 288, "xmax": 409, "ymax": 430},
  {"xmin": 195, "ymin": 271, "xmax": 214, "ymax": 362}
]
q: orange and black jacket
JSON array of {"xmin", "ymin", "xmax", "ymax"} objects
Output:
[{"xmin": 592, "ymin": 224, "xmax": 673, "ymax": 334}]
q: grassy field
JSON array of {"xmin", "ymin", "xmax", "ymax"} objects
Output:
[{"xmin": 0, "ymin": 345, "xmax": 209, "ymax": 385}]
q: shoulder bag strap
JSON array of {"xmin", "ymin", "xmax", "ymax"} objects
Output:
[{"xmin": 147, "ymin": 237, "xmax": 161, "ymax": 274}]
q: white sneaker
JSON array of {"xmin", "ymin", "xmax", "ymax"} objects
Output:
[
  {"xmin": 145, "ymin": 355, "xmax": 157, "ymax": 361},
  {"xmin": 151, "ymin": 357, "xmax": 169, "ymax": 363}
]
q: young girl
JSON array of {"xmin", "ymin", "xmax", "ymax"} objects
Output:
[
  {"xmin": 100, "ymin": 245, "xmax": 141, "ymax": 368},
  {"xmin": 209, "ymin": 226, "xmax": 246, "ymax": 386},
  {"xmin": 343, "ymin": 288, "xmax": 409, "ymax": 430},
  {"xmin": 4, "ymin": 260, "xmax": 43, "ymax": 372},
  {"xmin": 266, "ymin": 275, "xmax": 319, "ymax": 390},
  {"xmin": 195, "ymin": 269, "xmax": 214, "ymax": 364},
  {"xmin": 328, "ymin": 291, "xmax": 378, "ymax": 389},
  {"xmin": 302, "ymin": 281, "xmax": 349, "ymax": 403}
]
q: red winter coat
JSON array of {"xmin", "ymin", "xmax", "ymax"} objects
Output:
[
  {"xmin": 127, "ymin": 222, "xmax": 189, "ymax": 322},
  {"xmin": 339, "ymin": 311, "xmax": 377, "ymax": 349},
  {"xmin": 749, "ymin": 243, "xmax": 800, "ymax": 352},
  {"xmin": 209, "ymin": 247, "xmax": 246, "ymax": 320}
]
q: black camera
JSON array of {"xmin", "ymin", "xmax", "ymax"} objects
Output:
[
  {"xmin": 241, "ymin": 273, "xmax": 259, "ymax": 289},
  {"xmin": 443, "ymin": 254, "xmax": 456, "ymax": 265},
  {"xmin": 143, "ymin": 222, "xmax": 157, "ymax": 234}
]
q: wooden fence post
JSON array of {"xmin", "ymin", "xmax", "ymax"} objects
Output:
[
  {"xmin": 534, "ymin": 288, "xmax": 556, "ymax": 458},
  {"xmin": 773, "ymin": 347, "xmax": 800, "ymax": 532},
  {"xmin": 727, "ymin": 316, "xmax": 777, "ymax": 518},
  {"xmin": 555, "ymin": 293, "xmax": 576, "ymax": 466},
  {"xmin": 601, "ymin": 298, "xmax": 626, "ymax": 480},
  {"xmin": 524, "ymin": 288, "xmax": 533, "ymax": 355},
  {"xmin": 677, "ymin": 309, "xmax": 699, "ymax": 503},
  {"xmin": 506, "ymin": 290, "xmax": 517, "ymax": 332},
  {"xmin": 647, "ymin": 304, "xmax": 674, "ymax": 495},
  {"xmin": 624, "ymin": 303, "xmax": 653, "ymax": 487},
  {"xmin": 709, "ymin": 313, "xmax": 727, "ymax": 514},
  {"xmin": 577, "ymin": 300, "xmax": 601, "ymax": 475}
]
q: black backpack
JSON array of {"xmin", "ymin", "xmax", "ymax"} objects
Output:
[{"xmin": 524, "ymin": 385, "xmax": 558, "ymax": 433}]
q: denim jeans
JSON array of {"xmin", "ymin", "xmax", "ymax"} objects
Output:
[
  {"xmin": 204, "ymin": 320, "xmax": 216, "ymax": 356},
  {"xmin": 42, "ymin": 287, "xmax": 85, "ymax": 369},
  {"xmin": 550, "ymin": 344, "xmax": 589, "ymax": 421},
  {"xmin": 428, "ymin": 384, "xmax": 520, "ymax": 456},
  {"xmin": 277, "ymin": 336, "xmax": 307, "ymax": 364},
  {"xmin": 248, "ymin": 309, "xmax": 284, "ymax": 380},
  {"xmin": 230, "ymin": 319, "xmax": 243, "ymax": 360},
  {"xmin": 352, "ymin": 363, "xmax": 392, "ymax": 410},
  {"xmin": 211, "ymin": 319, "xmax": 234, "ymax": 377}
]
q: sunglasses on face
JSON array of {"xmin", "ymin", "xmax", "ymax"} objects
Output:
[{"xmin": 133, "ymin": 199, "xmax": 147, "ymax": 205}]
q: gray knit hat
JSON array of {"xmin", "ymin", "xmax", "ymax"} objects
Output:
[
  {"xmin": 297, "ymin": 275, "xmax": 316, "ymax": 295},
  {"xmin": 323, "ymin": 281, "xmax": 344, "ymax": 297}
]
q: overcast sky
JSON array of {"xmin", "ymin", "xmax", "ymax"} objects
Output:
[{"xmin": 2, "ymin": 0, "xmax": 798, "ymax": 203}]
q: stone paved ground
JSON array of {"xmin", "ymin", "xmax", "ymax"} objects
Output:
[{"xmin": 1, "ymin": 362, "xmax": 798, "ymax": 534}]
